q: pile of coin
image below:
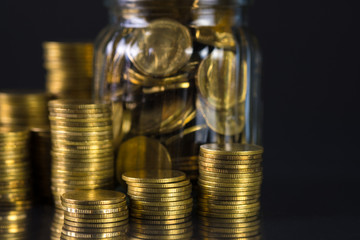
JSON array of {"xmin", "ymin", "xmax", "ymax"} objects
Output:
[
  {"xmin": 197, "ymin": 143, "xmax": 263, "ymax": 239},
  {"xmin": 0, "ymin": 90, "xmax": 49, "ymax": 128},
  {"xmin": 30, "ymin": 127, "xmax": 52, "ymax": 203},
  {"xmin": 123, "ymin": 170, "xmax": 193, "ymax": 240},
  {"xmin": 48, "ymin": 100, "xmax": 114, "ymax": 209},
  {"xmin": 43, "ymin": 41, "xmax": 93, "ymax": 99},
  {"xmin": 60, "ymin": 190, "xmax": 128, "ymax": 239},
  {"xmin": 0, "ymin": 127, "xmax": 32, "ymax": 210}
]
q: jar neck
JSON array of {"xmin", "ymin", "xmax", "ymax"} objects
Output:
[
  {"xmin": 191, "ymin": 6, "xmax": 249, "ymax": 28},
  {"xmin": 108, "ymin": 0, "xmax": 193, "ymax": 27}
]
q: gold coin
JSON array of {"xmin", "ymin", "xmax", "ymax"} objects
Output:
[
  {"xmin": 199, "ymin": 169, "xmax": 263, "ymax": 178},
  {"xmin": 65, "ymin": 210, "xmax": 128, "ymax": 219},
  {"xmin": 131, "ymin": 207, "xmax": 192, "ymax": 216},
  {"xmin": 129, "ymin": 216, "xmax": 192, "ymax": 225},
  {"xmin": 127, "ymin": 179, "xmax": 190, "ymax": 189},
  {"xmin": 128, "ymin": 18, "xmax": 192, "ymax": 76},
  {"xmin": 48, "ymin": 100, "xmax": 109, "ymax": 109},
  {"xmin": 200, "ymin": 223, "xmax": 260, "ymax": 233},
  {"xmin": 61, "ymin": 229, "xmax": 126, "ymax": 238},
  {"xmin": 198, "ymin": 210, "xmax": 259, "ymax": 219},
  {"xmin": 197, "ymin": 49, "xmax": 239, "ymax": 110},
  {"xmin": 198, "ymin": 215, "xmax": 259, "ymax": 224},
  {"xmin": 127, "ymin": 183, "xmax": 191, "ymax": 194},
  {"xmin": 195, "ymin": 26, "xmax": 236, "ymax": 49},
  {"xmin": 49, "ymin": 116, "xmax": 112, "ymax": 123},
  {"xmin": 130, "ymin": 197, "xmax": 193, "ymax": 207},
  {"xmin": 199, "ymin": 165, "xmax": 262, "ymax": 174},
  {"xmin": 122, "ymin": 170, "xmax": 186, "ymax": 184},
  {"xmin": 199, "ymin": 201, "xmax": 260, "ymax": 210},
  {"xmin": 130, "ymin": 203, "xmax": 193, "ymax": 211},
  {"xmin": 198, "ymin": 229, "xmax": 260, "ymax": 238},
  {"xmin": 130, "ymin": 211, "xmax": 191, "ymax": 220},
  {"xmin": 200, "ymin": 143, "xmax": 264, "ymax": 156},
  {"xmin": 50, "ymin": 125, "xmax": 113, "ymax": 132},
  {"xmin": 127, "ymin": 189, "xmax": 192, "ymax": 198},
  {"xmin": 130, "ymin": 231, "xmax": 192, "ymax": 240},
  {"xmin": 199, "ymin": 153, "xmax": 263, "ymax": 160},
  {"xmin": 199, "ymin": 174, "xmax": 263, "ymax": 183},
  {"xmin": 199, "ymin": 193, "xmax": 260, "ymax": 201},
  {"xmin": 197, "ymin": 96, "xmax": 245, "ymax": 135},
  {"xmin": 63, "ymin": 206, "xmax": 128, "ymax": 215},
  {"xmin": 61, "ymin": 190, "xmax": 126, "ymax": 205},
  {"xmin": 116, "ymin": 137, "xmax": 172, "ymax": 183},
  {"xmin": 63, "ymin": 225, "xmax": 128, "ymax": 233},
  {"xmin": 200, "ymin": 219, "xmax": 260, "ymax": 228},
  {"xmin": 198, "ymin": 178, "xmax": 262, "ymax": 188},
  {"xmin": 198, "ymin": 183, "xmax": 261, "ymax": 193},
  {"xmin": 131, "ymin": 220, "xmax": 192, "ymax": 230},
  {"xmin": 199, "ymin": 161, "xmax": 262, "ymax": 169},
  {"xmin": 131, "ymin": 226, "xmax": 192, "ymax": 235},
  {"xmin": 127, "ymin": 68, "xmax": 188, "ymax": 87},
  {"xmin": 64, "ymin": 215, "xmax": 128, "ymax": 223},
  {"xmin": 128, "ymin": 194, "xmax": 190, "ymax": 202},
  {"xmin": 63, "ymin": 219, "xmax": 128, "ymax": 228}
]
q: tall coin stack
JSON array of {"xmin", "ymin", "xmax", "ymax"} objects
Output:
[
  {"xmin": 0, "ymin": 128, "xmax": 32, "ymax": 210},
  {"xmin": 48, "ymin": 100, "xmax": 114, "ymax": 209},
  {"xmin": 197, "ymin": 143, "xmax": 263, "ymax": 240},
  {"xmin": 0, "ymin": 91, "xmax": 49, "ymax": 128},
  {"xmin": 60, "ymin": 190, "xmax": 128, "ymax": 240},
  {"xmin": 122, "ymin": 170, "xmax": 193, "ymax": 240},
  {"xmin": 0, "ymin": 128, "xmax": 31, "ymax": 239},
  {"xmin": 43, "ymin": 42, "xmax": 93, "ymax": 99},
  {"xmin": 30, "ymin": 127, "xmax": 52, "ymax": 203}
]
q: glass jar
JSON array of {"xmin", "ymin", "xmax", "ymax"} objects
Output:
[{"xmin": 94, "ymin": 0, "xmax": 262, "ymax": 184}]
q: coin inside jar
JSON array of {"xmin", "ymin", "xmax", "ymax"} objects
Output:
[{"xmin": 127, "ymin": 18, "xmax": 193, "ymax": 77}]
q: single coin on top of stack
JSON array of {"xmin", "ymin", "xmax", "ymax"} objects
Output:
[
  {"xmin": 123, "ymin": 170, "xmax": 193, "ymax": 240},
  {"xmin": 48, "ymin": 100, "xmax": 114, "ymax": 209},
  {"xmin": 0, "ymin": 127, "xmax": 32, "ymax": 239},
  {"xmin": 0, "ymin": 90, "xmax": 49, "ymax": 128},
  {"xmin": 197, "ymin": 143, "xmax": 263, "ymax": 240},
  {"xmin": 30, "ymin": 127, "xmax": 52, "ymax": 203},
  {"xmin": 60, "ymin": 190, "xmax": 128, "ymax": 240},
  {"xmin": 43, "ymin": 41, "xmax": 93, "ymax": 99}
]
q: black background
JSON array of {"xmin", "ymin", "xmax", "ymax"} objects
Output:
[{"xmin": 1, "ymin": 0, "xmax": 360, "ymax": 239}]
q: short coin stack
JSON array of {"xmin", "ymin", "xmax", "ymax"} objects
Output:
[
  {"xmin": 0, "ymin": 90, "xmax": 49, "ymax": 128},
  {"xmin": 48, "ymin": 100, "xmax": 114, "ymax": 209},
  {"xmin": 197, "ymin": 143, "xmax": 263, "ymax": 239},
  {"xmin": 60, "ymin": 190, "xmax": 129, "ymax": 240},
  {"xmin": 0, "ymin": 127, "xmax": 32, "ymax": 210},
  {"xmin": 123, "ymin": 170, "xmax": 193, "ymax": 240},
  {"xmin": 30, "ymin": 127, "xmax": 52, "ymax": 203},
  {"xmin": 43, "ymin": 41, "xmax": 93, "ymax": 99}
]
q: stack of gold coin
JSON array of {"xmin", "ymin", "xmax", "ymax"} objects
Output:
[
  {"xmin": 197, "ymin": 143, "xmax": 263, "ymax": 239},
  {"xmin": 51, "ymin": 208, "xmax": 65, "ymax": 240},
  {"xmin": 0, "ymin": 90, "xmax": 49, "ymax": 128},
  {"xmin": 43, "ymin": 41, "xmax": 93, "ymax": 99},
  {"xmin": 60, "ymin": 190, "xmax": 128, "ymax": 240},
  {"xmin": 0, "ymin": 210, "xmax": 30, "ymax": 239},
  {"xmin": 122, "ymin": 170, "xmax": 193, "ymax": 240},
  {"xmin": 30, "ymin": 127, "xmax": 52, "ymax": 203},
  {"xmin": 48, "ymin": 100, "xmax": 114, "ymax": 209},
  {"xmin": 0, "ymin": 127, "xmax": 32, "ymax": 210}
]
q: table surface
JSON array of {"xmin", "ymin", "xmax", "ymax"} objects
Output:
[{"xmin": 22, "ymin": 204, "xmax": 360, "ymax": 240}]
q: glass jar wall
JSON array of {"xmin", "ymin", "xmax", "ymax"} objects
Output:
[{"xmin": 94, "ymin": 0, "xmax": 262, "ymax": 184}]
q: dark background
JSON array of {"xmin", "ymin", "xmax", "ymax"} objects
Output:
[{"xmin": 1, "ymin": 0, "xmax": 360, "ymax": 239}]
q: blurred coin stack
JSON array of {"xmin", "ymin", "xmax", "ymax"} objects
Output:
[
  {"xmin": 0, "ymin": 91, "xmax": 49, "ymax": 128},
  {"xmin": 43, "ymin": 42, "xmax": 93, "ymax": 99},
  {"xmin": 123, "ymin": 170, "xmax": 193, "ymax": 240},
  {"xmin": 0, "ymin": 128, "xmax": 32, "ymax": 210},
  {"xmin": 30, "ymin": 127, "xmax": 52, "ymax": 203},
  {"xmin": 60, "ymin": 190, "xmax": 128, "ymax": 240},
  {"xmin": 197, "ymin": 143, "xmax": 263, "ymax": 239},
  {"xmin": 48, "ymin": 100, "xmax": 114, "ymax": 209},
  {"xmin": 51, "ymin": 208, "xmax": 65, "ymax": 240},
  {"xmin": 0, "ymin": 210, "xmax": 30, "ymax": 240}
]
